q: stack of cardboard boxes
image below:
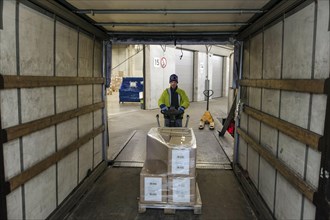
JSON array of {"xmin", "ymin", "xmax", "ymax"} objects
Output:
[
  {"xmin": 110, "ymin": 71, "xmax": 124, "ymax": 92},
  {"xmin": 140, "ymin": 127, "xmax": 199, "ymax": 211}
]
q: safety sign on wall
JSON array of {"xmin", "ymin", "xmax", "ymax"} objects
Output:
[
  {"xmin": 160, "ymin": 57, "xmax": 167, "ymax": 68},
  {"xmin": 154, "ymin": 57, "xmax": 167, "ymax": 68}
]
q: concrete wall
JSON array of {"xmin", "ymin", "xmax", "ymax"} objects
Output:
[
  {"xmin": 145, "ymin": 45, "xmax": 175, "ymax": 109},
  {"xmin": 211, "ymin": 55, "xmax": 224, "ymax": 98},
  {"xmin": 237, "ymin": 1, "xmax": 329, "ymax": 219},
  {"xmin": 0, "ymin": 1, "xmax": 105, "ymax": 219},
  {"xmin": 194, "ymin": 52, "xmax": 208, "ymax": 102},
  {"xmin": 112, "ymin": 45, "xmax": 143, "ymax": 77},
  {"xmin": 175, "ymin": 48, "xmax": 194, "ymax": 101},
  {"xmin": 121, "ymin": 44, "xmax": 233, "ymax": 109}
]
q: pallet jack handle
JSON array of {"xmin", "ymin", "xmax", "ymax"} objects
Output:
[
  {"xmin": 185, "ymin": 115, "xmax": 190, "ymax": 127},
  {"xmin": 203, "ymin": 90, "xmax": 214, "ymax": 111},
  {"xmin": 157, "ymin": 113, "xmax": 189, "ymax": 127}
]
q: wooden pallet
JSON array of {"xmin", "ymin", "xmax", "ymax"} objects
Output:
[{"xmin": 138, "ymin": 183, "xmax": 202, "ymax": 214}]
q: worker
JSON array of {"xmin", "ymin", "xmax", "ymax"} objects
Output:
[{"xmin": 158, "ymin": 74, "xmax": 190, "ymax": 127}]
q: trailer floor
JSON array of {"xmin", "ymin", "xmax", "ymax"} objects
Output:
[
  {"xmin": 67, "ymin": 167, "xmax": 256, "ymax": 220},
  {"xmin": 66, "ymin": 94, "xmax": 257, "ymax": 219}
]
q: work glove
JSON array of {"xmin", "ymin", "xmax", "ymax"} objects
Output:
[
  {"xmin": 160, "ymin": 104, "xmax": 168, "ymax": 112},
  {"xmin": 178, "ymin": 106, "xmax": 185, "ymax": 113}
]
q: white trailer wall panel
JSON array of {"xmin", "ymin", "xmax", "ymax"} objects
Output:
[
  {"xmin": 259, "ymin": 21, "xmax": 282, "ymax": 213},
  {"xmin": 18, "ymin": 4, "xmax": 56, "ymax": 219},
  {"xmin": 238, "ymin": 41, "xmax": 250, "ymax": 171},
  {"xmin": 78, "ymin": 33, "xmax": 94, "ymax": 183},
  {"xmin": 57, "ymin": 119, "xmax": 78, "ymax": 204},
  {"xmin": 246, "ymin": 32, "xmax": 262, "ymax": 189},
  {"xmin": 94, "ymin": 109, "xmax": 103, "ymax": 166},
  {"xmin": 238, "ymin": 137, "xmax": 248, "ymax": 170},
  {"xmin": 276, "ymin": 5, "xmax": 315, "ymax": 218},
  {"xmin": 275, "ymin": 174, "xmax": 302, "ymax": 220},
  {"xmin": 314, "ymin": 1, "xmax": 330, "ymax": 80},
  {"xmin": 237, "ymin": 1, "xmax": 329, "ymax": 219},
  {"xmin": 93, "ymin": 42, "xmax": 103, "ymax": 167},
  {"xmin": 20, "ymin": 5, "xmax": 54, "ymax": 77},
  {"xmin": 259, "ymin": 157, "xmax": 276, "ymax": 212},
  {"xmin": 55, "ymin": 21, "xmax": 79, "ymax": 206},
  {"xmin": 247, "ymin": 117, "xmax": 260, "ymax": 187},
  {"xmin": 1, "ymin": 2, "xmax": 22, "ymax": 219},
  {"xmin": 56, "ymin": 23, "xmax": 78, "ymax": 76},
  {"xmin": 94, "ymin": 42, "xmax": 103, "ymax": 104},
  {"xmin": 0, "ymin": 1, "xmax": 105, "ymax": 219}
]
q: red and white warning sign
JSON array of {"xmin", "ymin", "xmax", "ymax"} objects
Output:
[{"xmin": 160, "ymin": 57, "xmax": 167, "ymax": 68}]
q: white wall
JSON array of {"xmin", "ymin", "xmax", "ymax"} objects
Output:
[
  {"xmin": 211, "ymin": 55, "xmax": 224, "ymax": 98},
  {"xmin": 114, "ymin": 44, "xmax": 233, "ymax": 107},
  {"xmin": 194, "ymin": 52, "xmax": 209, "ymax": 102},
  {"xmin": 111, "ymin": 45, "xmax": 128, "ymax": 75},
  {"xmin": 223, "ymin": 56, "xmax": 230, "ymax": 97},
  {"xmin": 145, "ymin": 45, "xmax": 175, "ymax": 109},
  {"xmin": 175, "ymin": 49, "xmax": 194, "ymax": 101},
  {"xmin": 112, "ymin": 45, "xmax": 143, "ymax": 77}
]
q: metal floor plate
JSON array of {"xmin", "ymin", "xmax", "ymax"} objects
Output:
[
  {"xmin": 113, "ymin": 161, "xmax": 144, "ymax": 168},
  {"xmin": 196, "ymin": 162, "xmax": 232, "ymax": 169}
]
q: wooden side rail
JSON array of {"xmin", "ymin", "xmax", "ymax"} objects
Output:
[
  {"xmin": 244, "ymin": 106, "xmax": 322, "ymax": 151},
  {"xmin": 6, "ymin": 125, "xmax": 105, "ymax": 193},
  {"xmin": 237, "ymin": 127, "xmax": 316, "ymax": 202},
  {"xmin": 238, "ymin": 78, "xmax": 329, "ymax": 94},
  {"xmin": 0, "ymin": 75, "xmax": 104, "ymax": 89},
  {"xmin": 2, "ymin": 102, "xmax": 104, "ymax": 143}
]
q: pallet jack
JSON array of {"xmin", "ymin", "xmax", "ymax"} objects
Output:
[
  {"xmin": 199, "ymin": 89, "xmax": 215, "ymax": 130},
  {"xmin": 156, "ymin": 107, "xmax": 190, "ymax": 127}
]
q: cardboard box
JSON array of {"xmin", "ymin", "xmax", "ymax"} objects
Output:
[
  {"xmin": 140, "ymin": 160, "xmax": 168, "ymax": 204},
  {"xmin": 168, "ymin": 147, "xmax": 196, "ymax": 176},
  {"xmin": 168, "ymin": 176, "xmax": 196, "ymax": 205},
  {"xmin": 167, "ymin": 130, "xmax": 196, "ymax": 176}
]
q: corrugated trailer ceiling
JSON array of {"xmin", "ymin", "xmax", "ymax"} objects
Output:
[{"xmin": 48, "ymin": 0, "xmax": 301, "ymax": 43}]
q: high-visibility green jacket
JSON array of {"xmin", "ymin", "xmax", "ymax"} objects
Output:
[{"xmin": 158, "ymin": 87, "xmax": 190, "ymax": 109}]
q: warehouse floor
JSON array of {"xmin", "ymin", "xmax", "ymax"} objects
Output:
[{"xmin": 66, "ymin": 92, "xmax": 257, "ymax": 220}]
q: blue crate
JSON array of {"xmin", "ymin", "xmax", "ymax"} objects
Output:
[{"xmin": 119, "ymin": 77, "xmax": 144, "ymax": 102}]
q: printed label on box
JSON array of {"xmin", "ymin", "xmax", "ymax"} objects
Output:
[
  {"xmin": 172, "ymin": 178, "xmax": 190, "ymax": 203},
  {"xmin": 172, "ymin": 149, "xmax": 190, "ymax": 175},
  {"xmin": 144, "ymin": 177, "xmax": 162, "ymax": 202}
]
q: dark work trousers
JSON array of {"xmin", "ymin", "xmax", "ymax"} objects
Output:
[{"xmin": 164, "ymin": 118, "xmax": 182, "ymax": 127}]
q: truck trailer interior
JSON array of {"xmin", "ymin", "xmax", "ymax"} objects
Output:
[{"xmin": 0, "ymin": 0, "xmax": 329, "ymax": 219}]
